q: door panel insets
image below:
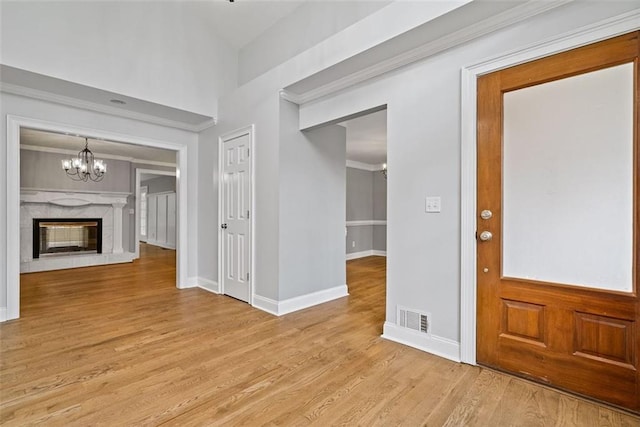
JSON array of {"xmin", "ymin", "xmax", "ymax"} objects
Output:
[
  {"xmin": 501, "ymin": 300, "xmax": 546, "ymax": 345},
  {"xmin": 574, "ymin": 312, "xmax": 634, "ymax": 367}
]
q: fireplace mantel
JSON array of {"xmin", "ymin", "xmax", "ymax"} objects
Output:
[
  {"xmin": 20, "ymin": 189, "xmax": 129, "ymax": 206},
  {"xmin": 20, "ymin": 189, "xmax": 134, "ymax": 272}
]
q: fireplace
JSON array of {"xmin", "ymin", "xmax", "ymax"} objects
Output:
[{"xmin": 33, "ymin": 218, "xmax": 102, "ymax": 258}]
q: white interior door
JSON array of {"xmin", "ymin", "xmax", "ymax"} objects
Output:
[{"xmin": 221, "ymin": 131, "xmax": 252, "ymax": 302}]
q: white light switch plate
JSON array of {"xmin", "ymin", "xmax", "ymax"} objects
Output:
[{"xmin": 425, "ymin": 196, "xmax": 441, "ymax": 213}]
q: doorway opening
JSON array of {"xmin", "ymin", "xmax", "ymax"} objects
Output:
[{"xmin": 6, "ymin": 117, "xmax": 188, "ymax": 320}]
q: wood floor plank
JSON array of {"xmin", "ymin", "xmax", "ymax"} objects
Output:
[{"xmin": 1, "ymin": 248, "xmax": 638, "ymax": 425}]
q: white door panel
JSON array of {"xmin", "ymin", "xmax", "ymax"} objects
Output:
[{"xmin": 221, "ymin": 132, "xmax": 252, "ymax": 302}]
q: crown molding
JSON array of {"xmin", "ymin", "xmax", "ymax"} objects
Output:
[
  {"xmin": 281, "ymin": 0, "xmax": 573, "ymax": 105},
  {"xmin": 1, "ymin": 82, "xmax": 217, "ymax": 133},
  {"xmin": 20, "ymin": 144, "xmax": 177, "ymax": 168}
]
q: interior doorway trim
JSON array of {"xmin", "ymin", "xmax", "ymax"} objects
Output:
[
  {"xmin": 5, "ymin": 115, "xmax": 190, "ymax": 321},
  {"xmin": 134, "ymin": 168, "xmax": 177, "ymax": 259},
  {"xmin": 459, "ymin": 10, "xmax": 640, "ymax": 364},
  {"xmin": 217, "ymin": 125, "xmax": 255, "ymax": 305}
]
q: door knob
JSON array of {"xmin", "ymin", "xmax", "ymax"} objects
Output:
[
  {"xmin": 221, "ymin": 223, "xmax": 228, "ymax": 230},
  {"xmin": 479, "ymin": 231, "xmax": 492, "ymax": 241},
  {"xmin": 480, "ymin": 210, "xmax": 493, "ymax": 220}
]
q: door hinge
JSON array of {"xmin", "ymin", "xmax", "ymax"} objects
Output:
[
  {"xmin": 247, "ymin": 210, "xmax": 250, "ymax": 219},
  {"xmin": 247, "ymin": 147, "xmax": 250, "ymax": 157},
  {"xmin": 246, "ymin": 272, "xmax": 250, "ymax": 281}
]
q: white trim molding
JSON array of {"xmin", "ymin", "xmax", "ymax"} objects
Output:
[
  {"xmin": 21, "ymin": 189, "xmax": 129, "ymax": 206},
  {"xmin": 253, "ymin": 285, "xmax": 349, "ymax": 316},
  {"xmin": 346, "ymin": 220, "xmax": 387, "ymax": 227},
  {"xmin": 21, "ymin": 144, "xmax": 177, "ymax": 168},
  {"xmin": 0, "ymin": 308, "xmax": 7, "ymax": 322},
  {"xmin": 1, "ymin": 82, "xmax": 216, "ymax": 133},
  {"xmin": 196, "ymin": 277, "xmax": 220, "ymax": 294},
  {"xmin": 281, "ymin": 1, "xmax": 572, "ymax": 105},
  {"xmin": 346, "ymin": 250, "xmax": 386, "ymax": 260},
  {"xmin": 382, "ymin": 322, "xmax": 461, "ymax": 363},
  {"xmin": 459, "ymin": 10, "xmax": 640, "ymax": 365},
  {"xmin": 252, "ymin": 294, "xmax": 280, "ymax": 316}
]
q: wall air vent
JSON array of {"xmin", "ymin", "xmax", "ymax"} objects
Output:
[{"xmin": 397, "ymin": 306, "xmax": 430, "ymax": 334}]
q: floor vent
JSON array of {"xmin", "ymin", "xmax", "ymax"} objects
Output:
[{"xmin": 398, "ymin": 306, "xmax": 430, "ymax": 334}]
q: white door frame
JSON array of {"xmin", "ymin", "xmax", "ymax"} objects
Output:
[
  {"xmin": 459, "ymin": 11, "xmax": 640, "ymax": 364},
  {"xmin": 217, "ymin": 125, "xmax": 256, "ymax": 304},
  {"xmin": 135, "ymin": 169, "xmax": 177, "ymax": 258},
  {"xmin": 5, "ymin": 115, "xmax": 190, "ymax": 321}
]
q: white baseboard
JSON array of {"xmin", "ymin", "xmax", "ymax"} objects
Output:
[
  {"xmin": 346, "ymin": 250, "xmax": 387, "ymax": 260},
  {"xmin": 196, "ymin": 277, "xmax": 220, "ymax": 294},
  {"xmin": 0, "ymin": 307, "xmax": 7, "ymax": 322},
  {"xmin": 382, "ymin": 321, "xmax": 460, "ymax": 363},
  {"xmin": 184, "ymin": 276, "xmax": 199, "ymax": 289},
  {"xmin": 253, "ymin": 284, "xmax": 349, "ymax": 316},
  {"xmin": 145, "ymin": 240, "xmax": 176, "ymax": 250},
  {"xmin": 252, "ymin": 294, "xmax": 279, "ymax": 316},
  {"xmin": 279, "ymin": 284, "xmax": 349, "ymax": 315}
]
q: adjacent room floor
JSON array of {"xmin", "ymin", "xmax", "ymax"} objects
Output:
[{"xmin": 1, "ymin": 253, "xmax": 637, "ymax": 425}]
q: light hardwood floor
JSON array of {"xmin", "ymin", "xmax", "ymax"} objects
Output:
[{"xmin": 1, "ymin": 247, "xmax": 638, "ymax": 426}]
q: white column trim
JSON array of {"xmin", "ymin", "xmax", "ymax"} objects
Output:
[
  {"xmin": 459, "ymin": 11, "xmax": 640, "ymax": 364},
  {"xmin": 112, "ymin": 202, "xmax": 125, "ymax": 254}
]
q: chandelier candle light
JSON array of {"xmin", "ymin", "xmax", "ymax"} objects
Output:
[{"xmin": 61, "ymin": 137, "xmax": 107, "ymax": 182}]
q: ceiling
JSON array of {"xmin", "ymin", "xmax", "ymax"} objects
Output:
[
  {"xmin": 20, "ymin": 128, "xmax": 177, "ymax": 164},
  {"xmin": 342, "ymin": 109, "xmax": 387, "ymax": 165},
  {"xmin": 204, "ymin": 1, "xmax": 307, "ymax": 49}
]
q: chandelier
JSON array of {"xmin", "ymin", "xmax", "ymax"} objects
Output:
[{"xmin": 61, "ymin": 138, "xmax": 107, "ymax": 182}]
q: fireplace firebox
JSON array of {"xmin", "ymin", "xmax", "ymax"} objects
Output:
[{"xmin": 33, "ymin": 218, "xmax": 102, "ymax": 258}]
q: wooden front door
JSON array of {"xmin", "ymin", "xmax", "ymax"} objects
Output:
[{"xmin": 477, "ymin": 32, "xmax": 640, "ymax": 412}]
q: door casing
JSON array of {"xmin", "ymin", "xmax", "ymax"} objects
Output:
[
  {"xmin": 459, "ymin": 12, "xmax": 640, "ymax": 364},
  {"xmin": 4, "ymin": 115, "xmax": 190, "ymax": 321},
  {"xmin": 217, "ymin": 125, "xmax": 256, "ymax": 304}
]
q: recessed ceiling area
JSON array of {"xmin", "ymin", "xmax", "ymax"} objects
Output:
[
  {"xmin": 20, "ymin": 128, "xmax": 176, "ymax": 165},
  {"xmin": 342, "ymin": 109, "xmax": 387, "ymax": 166}
]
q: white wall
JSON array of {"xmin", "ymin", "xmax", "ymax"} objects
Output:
[
  {"xmin": 279, "ymin": 100, "xmax": 346, "ymax": 300},
  {"xmin": 296, "ymin": 2, "xmax": 640, "ymax": 348},
  {"xmin": 197, "ymin": 125, "xmax": 219, "ymax": 285},
  {"xmin": 0, "ymin": 92, "xmax": 199, "ymax": 312},
  {"xmin": 0, "ymin": 1, "xmax": 237, "ymax": 117},
  {"xmin": 207, "ymin": 91, "xmax": 282, "ymax": 301},
  {"xmin": 238, "ymin": 1, "xmax": 390, "ymax": 85}
]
